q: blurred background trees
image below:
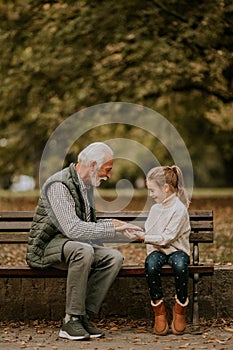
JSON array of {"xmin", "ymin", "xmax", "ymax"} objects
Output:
[{"xmin": 0, "ymin": 0, "xmax": 232, "ymax": 188}]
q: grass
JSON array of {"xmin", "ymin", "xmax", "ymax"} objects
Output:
[
  {"xmin": 97, "ymin": 187, "xmax": 233, "ymax": 198},
  {"xmin": 0, "ymin": 187, "xmax": 232, "ymax": 198},
  {"xmin": 0, "ymin": 189, "xmax": 40, "ymax": 198},
  {"xmin": 192, "ymin": 188, "xmax": 233, "ymax": 197}
]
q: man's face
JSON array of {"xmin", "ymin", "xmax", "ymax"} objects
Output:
[{"xmin": 91, "ymin": 158, "xmax": 113, "ymax": 187}]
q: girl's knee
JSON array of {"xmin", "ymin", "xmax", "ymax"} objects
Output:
[
  {"xmin": 170, "ymin": 252, "xmax": 189, "ymax": 273},
  {"xmin": 173, "ymin": 260, "xmax": 188, "ymax": 274},
  {"xmin": 145, "ymin": 255, "xmax": 161, "ymax": 273}
]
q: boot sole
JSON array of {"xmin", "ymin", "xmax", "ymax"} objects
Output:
[
  {"xmin": 154, "ymin": 323, "xmax": 169, "ymax": 336},
  {"xmin": 171, "ymin": 322, "xmax": 185, "ymax": 335}
]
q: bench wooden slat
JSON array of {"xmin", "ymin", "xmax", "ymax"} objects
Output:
[
  {"xmin": 0, "ymin": 221, "xmax": 213, "ymax": 232},
  {"xmin": 97, "ymin": 210, "xmax": 213, "ymax": 219},
  {"xmin": 0, "ymin": 211, "xmax": 33, "ymax": 219},
  {"xmin": 190, "ymin": 221, "xmax": 213, "ymax": 230},
  {"xmin": 118, "ymin": 265, "xmax": 214, "ymax": 276},
  {"xmin": 190, "ymin": 231, "xmax": 213, "ymax": 243},
  {"xmin": 0, "ymin": 222, "xmax": 32, "ymax": 231},
  {"xmin": 0, "ymin": 264, "xmax": 214, "ymax": 278},
  {"xmin": 0, "ymin": 231, "xmax": 214, "ymax": 244},
  {"xmin": 0, "ymin": 233, "xmax": 29, "ymax": 243},
  {"xmin": 0, "ymin": 210, "xmax": 213, "ymax": 219},
  {"xmin": 0, "ymin": 210, "xmax": 213, "ymax": 228},
  {"xmin": 188, "ymin": 210, "xmax": 213, "ymax": 219}
]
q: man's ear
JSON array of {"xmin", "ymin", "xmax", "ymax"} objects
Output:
[{"xmin": 89, "ymin": 160, "xmax": 97, "ymax": 170}]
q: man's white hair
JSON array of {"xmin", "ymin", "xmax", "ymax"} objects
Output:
[{"xmin": 77, "ymin": 142, "xmax": 113, "ymax": 167}]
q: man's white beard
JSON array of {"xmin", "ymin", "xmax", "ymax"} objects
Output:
[{"xmin": 90, "ymin": 170, "xmax": 107, "ymax": 187}]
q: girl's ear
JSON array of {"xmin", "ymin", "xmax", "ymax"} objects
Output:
[{"xmin": 164, "ymin": 183, "xmax": 170, "ymax": 193}]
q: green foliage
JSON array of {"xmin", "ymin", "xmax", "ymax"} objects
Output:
[{"xmin": 0, "ymin": 0, "xmax": 232, "ymax": 187}]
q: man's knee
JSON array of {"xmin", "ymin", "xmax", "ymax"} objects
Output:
[
  {"xmin": 108, "ymin": 249, "xmax": 124, "ymax": 268},
  {"xmin": 114, "ymin": 249, "xmax": 124, "ymax": 264},
  {"xmin": 81, "ymin": 244, "xmax": 95, "ymax": 264},
  {"xmin": 64, "ymin": 241, "xmax": 95, "ymax": 265}
]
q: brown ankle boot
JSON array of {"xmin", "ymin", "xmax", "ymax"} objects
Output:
[
  {"xmin": 151, "ymin": 299, "xmax": 169, "ymax": 336},
  {"xmin": 171, "ymin": 296, "xmax": 189, "ymax": 335}
]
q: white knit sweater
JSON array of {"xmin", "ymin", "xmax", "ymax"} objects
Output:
[{"xmin": 144, "ymin": 193, "xmax": 191, "ymax": 256}]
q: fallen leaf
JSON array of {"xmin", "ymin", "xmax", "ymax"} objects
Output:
[
  {"xmin": 224, "ymin": 326, "xmax": 233, "ymax": 333},
  {"xmin": 216, "ymin": 339, "xmax": 227, "ymax": 344},
  {"xmin": 135, "ymin": 329, "xmax": 147, "ymax": 333},
  {"xmin": 179, "ymin": 344, "xmax": 190, "ymax": 349}
]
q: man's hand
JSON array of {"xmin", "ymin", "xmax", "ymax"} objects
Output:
[
  {"xmin": 112, "ymin": 219, "xmax": 144, "ymax": 240},
  {"xmin": 112, "ymin": 219, "xmax": 143, "ymax": 231}
]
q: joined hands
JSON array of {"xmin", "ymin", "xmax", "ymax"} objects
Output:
[{"xmin": 112, "ymin": 219, "xmax": 145, "ymax": 240}]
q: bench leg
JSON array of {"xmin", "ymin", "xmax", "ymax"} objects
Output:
[{"xmin": 192, "ymin": 272, "xmax": 202, "ymax": 334}]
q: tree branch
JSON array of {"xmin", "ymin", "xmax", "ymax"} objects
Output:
[
  {"xmin": 152, "ymin": 0, "xmax": 188, "ymax": 23},
  {"xmin": 173, "ymin": 83, "xmax": 233, "ymax": 103}
]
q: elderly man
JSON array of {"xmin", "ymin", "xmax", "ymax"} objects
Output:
[{"xmin": 26, "ymin": 142, "xmax": 142, "ymax": 341}]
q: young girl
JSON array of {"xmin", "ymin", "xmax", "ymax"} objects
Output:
[{"xmin": 140, "ymin": 165, "xmax": 191, "ymax": 336}]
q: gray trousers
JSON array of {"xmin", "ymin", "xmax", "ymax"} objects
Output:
[{"xmin": 59, "ymin": 241, "xmax": 123, "ymax": 316}]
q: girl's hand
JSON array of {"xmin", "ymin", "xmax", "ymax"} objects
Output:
[
  {"xmin": 112, "ymin": 219, "xmax": 143, "ymax": 233},
  {"xmin": 129, "ymin": 231, "xmax": 145, "ymax": 242},
  {"xmin": 123, "ymin": 229, "xmax": 143, "ymax": 240}
]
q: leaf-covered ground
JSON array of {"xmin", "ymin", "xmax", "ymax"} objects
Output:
[{"xmin": 0, "ymin": 317, "xmax": 233, "ymax": 350}]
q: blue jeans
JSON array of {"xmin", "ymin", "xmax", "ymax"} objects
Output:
[{"xmin": 145, "ymin": 251, "xmax": 190, "ymax": 304}]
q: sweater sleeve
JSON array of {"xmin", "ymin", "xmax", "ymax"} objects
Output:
[
  {"xmin": 144, "ymin": 207, "xmax": 189, "ymax": 247},
  {"xmin": 47, "ymin": 182, "xmax": 115, "ymax": 241}
]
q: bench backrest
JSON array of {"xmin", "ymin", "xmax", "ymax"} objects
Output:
[{"xmin": 0, "ymin": 210, "xmax": 213, "ymax": 244}]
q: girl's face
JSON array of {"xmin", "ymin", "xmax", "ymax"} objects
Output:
[{"xmin": 146, "ymin": 180, "xmax": 171, "ymax": 203}]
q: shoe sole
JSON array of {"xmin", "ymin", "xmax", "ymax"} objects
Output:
[
  {"xmin": 59, "ymin": 330, "xmax": 90, "ymax": 340},
  {"xmin": 89, "ymin": 333, "xmax": 104, "ymax": 339}
]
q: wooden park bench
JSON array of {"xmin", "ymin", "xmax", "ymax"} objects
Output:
[{"xmin": 0, "ymin": 210, "xmax": 214, "ymax": 330}]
